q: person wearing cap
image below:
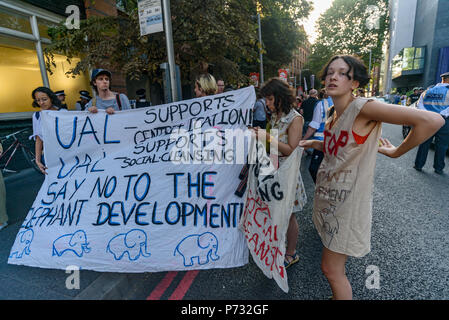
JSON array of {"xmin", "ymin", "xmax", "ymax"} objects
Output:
[
  {"xmin": 75, "ymin": 90, "xmax": 92, "ymax": 111},
  {"xmin": 55, "ymin": 90, "xmax": 68, "ymax": 109},
  {"xmin": 418, "ymin": 87, "xmax": 425, "ymax": 96},
  {"xmin": 135, "ymin": 88, "xmax": 151, "ymax": 109},
  {"xmin": 86, "ymin": 69, "xmax": 131, "ymax": 114},
  {"xmin": 414, "ymin": 72, "xmax": 449, "ymax": 174},
  {"xmin": 407, "ymin": 87, "xmax": 421, "ymax": 106}
]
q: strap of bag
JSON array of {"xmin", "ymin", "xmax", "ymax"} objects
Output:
[
  {"xmin": 91, "ymin": 96, "xmax": 97, "ymax": 109},
  {"xmin": 115, "ymin": 94, "xmax": 122, "ymax": 111}
]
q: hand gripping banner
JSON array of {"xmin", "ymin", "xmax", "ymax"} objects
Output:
[
  {"xmin": 8, "ymin": 87, "xmax": 256, "ymax": 273},
  {"xmin": 239, "ymin": 139, "xmax": 303, "ymax": 293}
]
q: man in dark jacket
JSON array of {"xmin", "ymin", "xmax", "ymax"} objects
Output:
[{"xmin": 300, "ymin": 89, "xmax": 319, "ymax": 136}]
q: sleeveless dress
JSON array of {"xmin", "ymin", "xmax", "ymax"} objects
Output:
[
  {"xmin": 270, "ymin": 109, "xmax": 307, "ymax": 213},
  {"xmin": 313, "ymin": 98, "xmax": 382, "ymax": 257}
]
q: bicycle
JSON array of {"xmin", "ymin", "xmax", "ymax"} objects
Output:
[{"xmin": 0, "ymin": 128, "xmax": 41, "ymax": 174}]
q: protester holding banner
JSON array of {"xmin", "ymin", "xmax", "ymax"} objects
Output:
[
  {"xmin": 86, "ymin": 69, "xmax": 131, "ymax": 114},
  {"xmin": 299, "ymin": 55, "xmax": 444, "ymax": 300},
  {"xmin": 194, "ymin": 73, "xmax": 218, "ymax": 97},
  {"xmin": 30, "ymin": 87, "xmax": 63, "ymax": 174},
  {"xmin": 253, "ymin": 78, "xmax": 307, "ymax": 269}
]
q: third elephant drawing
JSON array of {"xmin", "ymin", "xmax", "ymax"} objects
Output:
[
  {"xmin": 107, "ymin": 229, "xmax": 151, "ymax": 261},
  {"xmin": 174, "ymin": 232, "xmax": 220, "ymax": 267}
]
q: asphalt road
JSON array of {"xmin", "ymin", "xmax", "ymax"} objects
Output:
[
  {"xmin": 1, "ymin": 122, "xmax": 448, "ymax": 300},
  {"xmin": 163, "ymin": 122, "xmax": 449, "ymax": 300}
]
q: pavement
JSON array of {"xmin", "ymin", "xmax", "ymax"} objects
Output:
[{"xmin": 0, "ymin": 168, "xmax": 160, "ymax": 300}]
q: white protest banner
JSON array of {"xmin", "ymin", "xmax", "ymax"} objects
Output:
[
  {"xmin": 138, "ymin": 0, "xmax": 163, "ymax": 36},
  {"xmin": 239, "ymin": 140, "xmax": 303, "ymax": 293},
  {"xmin": 8, "ymin": 86, "xmax": 256, "ymax": 273}
]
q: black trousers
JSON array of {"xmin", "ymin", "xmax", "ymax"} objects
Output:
[
  {"xmin": 308, "ymin": 149, "xmax": 324, "ymax": 184},
  {"xmin": 252, "ymin": 119, "xmax": 267, "ymax": 129}
]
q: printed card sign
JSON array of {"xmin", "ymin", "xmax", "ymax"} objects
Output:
[
  {"xmin": 8, "ymin": 87, "xmax": 256, "ymax": 273},
  {"xmin": 239, "ymin": 141, "xmax": 303, "ymax": 293},
  {"xmin": 138, "ymin": 0, "xmax": 163, "ymax": 36}
]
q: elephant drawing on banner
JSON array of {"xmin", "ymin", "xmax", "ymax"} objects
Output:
[
  {"xmin": 9, "ymin": 229, "xmax": 34, "ymax": 259},
  {"xmin": 52, "ymin": 230, "xmax": 91, "ymax": 257},
  {"xmin": 106, "ymin": 229, "xmax": 151, "ymax": 261},
  {"xmin": 174, "ymin": 232, "xmax": 220, "ymax": 267}
]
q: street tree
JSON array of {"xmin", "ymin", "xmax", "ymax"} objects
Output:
[
  {"xmin": 44, "ymin": 0, "xmax": 312, "ymax": 86},
  {"xmin": 306, "ymin": 0, "xmax": 389, "ymax": 93}
]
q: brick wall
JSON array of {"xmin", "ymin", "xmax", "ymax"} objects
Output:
[
  {"xmin": 84, "ymin": 0, "xmax": 127, "ymax": 94},
  {"xmin": 84, "ymin": 0, "xmax": 118, "ymax": 18}
]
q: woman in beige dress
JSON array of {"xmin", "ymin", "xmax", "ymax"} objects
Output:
[
  {"xmin": 253, "ymin": 78, "xmax": 307, "ymax": 269},
  {"xmin": 300, "ymin": 55, "xmax": 444, "ymax": 300}
]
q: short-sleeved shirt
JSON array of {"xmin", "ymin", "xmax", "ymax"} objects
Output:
[
  {"xmin": 417, "ymin": 83, "xmax": 449, "ymax": 117},
  {"xmin": 253, "ymin": 98, "xmax": 267, "ymax": 121},
  {"xmin": 86, "ymin": 93, "xmax": 131, "ymax": 111},
  {"xmin": 408, "ymin": 93, "xmax": 421, "ymax": 105},
  {"xmin": 30, "ymin": 107, "xmax": 68, "ymax": 141},
  {"xmin": 309, "ymin": 98, "xmax": 334, "ymax": 130}
]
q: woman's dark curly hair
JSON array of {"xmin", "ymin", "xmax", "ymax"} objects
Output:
[
  {"xmin": 31, "ymin": 87, "xmax": 62, "ymax": 109},
  {"xmin": 320, "ymin": 55, "xmax": 370, "ymax": 88},
  {"xmin": 259, "ymin": 78, "xmax": 295, "ymax": 115}
]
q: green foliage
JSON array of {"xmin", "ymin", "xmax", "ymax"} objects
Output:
[
  {"xmin": 306, "ymin": 0, "xmax": 389, "ymax": 88},
  {"xmin": 260, "ymin": 4, "xmax": 309, "ymax": 79},
  {"xmin": 44, "ymin": 0, "xmax": 312, "ymax": 86}
]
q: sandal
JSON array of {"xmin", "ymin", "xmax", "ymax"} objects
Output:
[{"xmin": 284, "ymin": 252, "xmax": 299, "ymax": 269}]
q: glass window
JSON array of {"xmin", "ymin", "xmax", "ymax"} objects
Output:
[
  {"xmin": 402, "ymin": 48, "xmax": 415, "ymax": 71},
  {"xmin": 0, "ymin": 36, "xmax": 91, "ymax": 114},
  {"xmin": 0, "ymin": 7, "xmax": 32, "ymax": 34},
  {"xmin": 44, "ymin": 49, "xmax": 92, "ymax": 110},
  {"xmin": 414, "ymin": 58, "xmax": 424, "ymax": 70},
  {"xmin": 37, "ymin": 18, "xmax": 58, "ymax": 41},
  {"xmin": 0, "ymin": 36, "xmax": 42, "ymax": 113}
]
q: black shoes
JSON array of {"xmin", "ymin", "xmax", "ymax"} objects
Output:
[{"xmin": 414, "ymin": 166, "xmax": 444, "ymax": 174}]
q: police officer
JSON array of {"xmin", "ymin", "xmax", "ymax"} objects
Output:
[
  {"xmin": 414, "ymin": 72, "xmax": 449, "ymax": 174},
  {"xmin": 55, "ymin": 90, "xmax": 68, "ymax": 109},
  {"xmin": 135, "ymin": 88, "xmax": 151, "ymax": 108},
  {"xmin": 75, "ymin": 90, "xmax": 92, "ymax": 111}
]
